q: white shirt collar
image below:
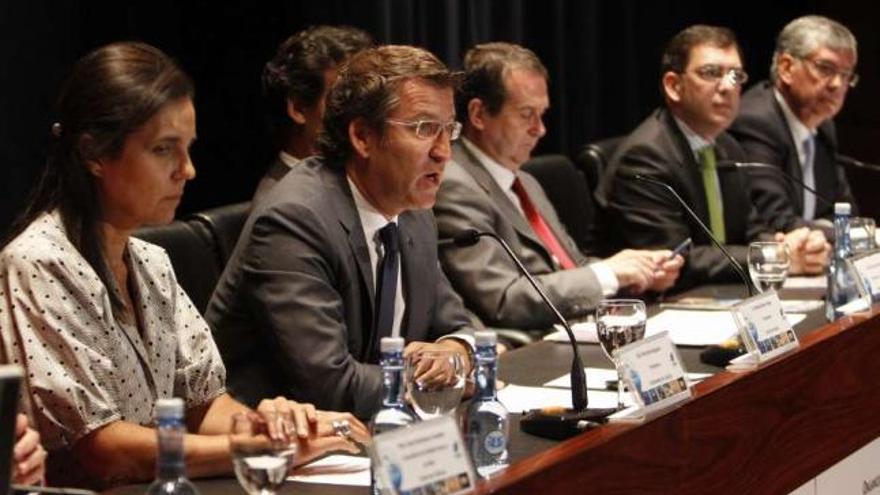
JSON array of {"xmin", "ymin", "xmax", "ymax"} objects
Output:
[
  {"xmin": 346, "ymin": 175, "xmax": 397, "ymax": 236},
  {"xmin": 278, "ymin": 151, "xmax": 302, "ymax": 169},
  {"xmin": 774, "ymin": 88, "xmax": 817, "ymax": 148},
  {"xmin": 673, "ymin": 116, "xmax": 714, "ymax": 156},
  {"xmin": 461, "ymin": 137, "xmax": 517, "ymax": 191}
]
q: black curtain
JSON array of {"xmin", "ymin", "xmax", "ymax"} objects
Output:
[{"xmin": 2, "ymin": 0, "xmax": 876, "ymax": 231}]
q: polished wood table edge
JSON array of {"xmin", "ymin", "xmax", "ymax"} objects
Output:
[{"xmin": 476, "ymin": 306, "xmax": 880, "ymax": 494}]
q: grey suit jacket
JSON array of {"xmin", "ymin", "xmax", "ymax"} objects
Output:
[
  {"xmin": 207, "ymin": 157, "xmax": 472, "ymax": 419},
  {"xmin": 433, "ymin": 142, "xmax": 603, "ymax": 330},
  {"xmin": 728, "ymin": 81, "xmax": 856, "ymax": 231},
  {"xmin": 252, "ymin": 156, "xmax": 294, "ymax": 204}
]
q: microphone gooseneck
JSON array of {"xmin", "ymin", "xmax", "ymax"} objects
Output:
[
  {"xmin": 633, "ymin": 174, "xmax": 756, "ymax": 297},
  {"xmin": 720, "ymin": 161, "xmax": 832, "ymax": 205}
]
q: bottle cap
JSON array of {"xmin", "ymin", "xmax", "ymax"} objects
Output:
[
  {"xmin": 155, "ymin": 397, "xmax": 184, "ymax": 419},
  {"xmin": 380, "ymin": 337, "xmax": 405, "ymax": 353},
  {"xmin": 834, "ymin": 202, "xmax": 852, "ymax": 215},
  {"xmin": 475, "ymin": 330, "xmax": 497, "ymax": 347}
]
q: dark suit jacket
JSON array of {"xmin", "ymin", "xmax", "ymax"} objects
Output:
[
  {"xmin": 252, "ymin": 156, "xmax": 294, "ymax": 204},
  {"xmin": 206, "ymin": 157, "xmax": 472, "ymax": 419},
  {"xmin": 728, "ymin": 81, "xmax": 856, "ymax": 231},
  {"xmin": 433, "ymin": 142, "xmax": 603, "ymax": 330},
  {"xmin": 596, "ymin": 108, "xmax": 770, "ymax": 289}
]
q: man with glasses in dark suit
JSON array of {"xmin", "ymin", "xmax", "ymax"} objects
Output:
[
  {"xmin": 598, "ymin": 25, "xmax": 830, "ymax": 289},
  {"xmin": 729, "ymin": 15, "xmax": 859, "ymax": 233}
]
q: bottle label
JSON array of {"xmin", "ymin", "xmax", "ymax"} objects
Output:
[{"xmin": 484, "ymin": 431, "xmax": 506, "ymax": 455}]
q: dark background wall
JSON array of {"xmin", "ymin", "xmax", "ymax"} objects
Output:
[{"xmin": 2, "ymin": 0, "xmax": 878, "ymax": 231}]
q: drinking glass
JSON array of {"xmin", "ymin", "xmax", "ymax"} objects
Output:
[
  {"xmin": 230, "ymin": 412, "xmax": 297, "ymax": 495},
  {"xmin": 596, "ymin": 299, "xmax": 647, "ymax": 410},
  {"xmin": 747, "ymin": 241, "xmax": 791, "ymax": 293},
  {"xmin": 405, "ymin": 350, "xmax": 466, "ymax": 419},
  {"xmin": 849, "ymin": 217, "xmax": 876, "ymax": 254}
]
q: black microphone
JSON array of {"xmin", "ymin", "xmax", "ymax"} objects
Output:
[
  {"xmin": 440, "ymin": 228, "xmax": 615, "ymax": 439},
  {"xmin": 719, "ymin": 161, "xmax": 832, "ymax": 205},
  {"xmin": 633, "ymin": 174, "xmax": 756, "ymax": 297},
  {"xmin": 838, "ymin": 154, "xmax": 880, "ymax": 174}
]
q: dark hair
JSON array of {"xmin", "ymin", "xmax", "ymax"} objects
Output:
[
  {"xmin": 4, "ymin": 41, "xmax": 194, "ymax": 313},
  {"xmin": 661, "ymin": 25, "xmax": 741, "ymax": 75},
  {"xmin": 458, "ymin": 42, "xmax": 548, "ymax": 120},
  {"xmin": 318, "ymin": 45, "xmax": 459, "ymax": 166},
  {"xmin": 262, "ymin": 25, "xmax": 374, "ymax": 135}
]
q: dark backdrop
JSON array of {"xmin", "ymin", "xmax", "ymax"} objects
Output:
[{"xmin": 2, "ymin": 0, "xmax": 878, "ymax": 230}]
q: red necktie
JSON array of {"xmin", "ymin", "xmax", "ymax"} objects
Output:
[{"xmin": 511, "ymin": 177, "xmax": 576, "ymax": 270}]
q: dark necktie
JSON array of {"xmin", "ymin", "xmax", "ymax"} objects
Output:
[
  {"xmin": 511, "ymin": 177, "xmax": 576, "ymax": 270},
  {"xmin": 374, "ymin": 222, "xmax": 400, "ymax": 347}
]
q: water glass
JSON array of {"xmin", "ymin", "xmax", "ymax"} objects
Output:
[
  {"xmin": 849, "ymin": 217, "xmax": 876, "ymax": 254},
  {"xmin": 747, "ymin": 242, "xmax": 791, "ymax": 293},
  {"xmin": 230, "ymin": 412, "xmax": 297, "ymax": 495},
  {"xmin": 596, "ymin": 299, "xmax": 647, "ymax": 409},
  {"xmin": 405, "ymin": 350, "xmax": 466, "ymax": 419}
]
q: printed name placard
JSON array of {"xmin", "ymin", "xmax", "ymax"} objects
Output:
[
  {"xmin": 370, "ymin": 415, "xmax": 476, "ymax": 495},
  {"xmin": 732, "ymin": 291, "xmax": 799, "ymax": 363},
  {"xmin": 850, "ymin": 251, "xmax": 880, "ymax": 302},
  {"xmin": 616, "ymin": 332, "xmax": 692, "ymax": 415}
]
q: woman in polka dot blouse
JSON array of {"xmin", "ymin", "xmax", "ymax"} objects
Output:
[{"xmin": 0, "ymin": 42, "xmax": 367, "ymax": 489}]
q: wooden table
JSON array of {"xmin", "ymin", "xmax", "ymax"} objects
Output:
[{"xmin": 108, "ymin": 286, "xmax": 880, "ymax": 495}]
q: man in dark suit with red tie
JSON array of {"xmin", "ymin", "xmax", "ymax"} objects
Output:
[{"xmin": 433, "ymin": 42, "xmax": 683, "ymax": 331}]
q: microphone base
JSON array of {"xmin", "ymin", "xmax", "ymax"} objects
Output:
[{"xmin": 520, "ymin": 407, "xmax": 617, "ymax": 440}]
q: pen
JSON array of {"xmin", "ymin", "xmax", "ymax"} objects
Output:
[{"xmin": 668, "ymin": 237, "xmax": 692, "ymax": 260}]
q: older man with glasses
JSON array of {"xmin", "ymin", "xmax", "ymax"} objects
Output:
[
  {"xmin": 597, "ymin": 25, "xmax": 829, "ymax": 290},
  {"xmin": 729, "ymin": 15, "xmax": 859, "ymax": 234}
]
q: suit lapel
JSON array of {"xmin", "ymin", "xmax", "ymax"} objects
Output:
[
  {"xmin": 397, "ymin": 214, "xmax": 428, "ymax": 340},
  {"xmin": 452, "ymin": 143, "xmax": 547, "ymax": 252},
  {"xmin": 769, "ymin": 87, "xmax": 806, "ymax": 212},
  {"xmin": 661, "ymin": 110, "xmax": 710, "ymax": 224},
  {"xmin": 325, "ymin": 168, "xmax": 376, "ymax": 355}
]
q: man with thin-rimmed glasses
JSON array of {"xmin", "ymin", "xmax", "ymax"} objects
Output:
[{"xmin": 730, "ymin": 15, "xmax": 859, "ymax": 234}]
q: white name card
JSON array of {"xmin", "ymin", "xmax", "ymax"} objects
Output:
[
  {"xmin": 732, "ymin": 291, "xmax": 799, "ymax": 364},
  {"xmin": 616, "ymin": 332, "xmax": 692, "ymax": 414},
  {"xmin": 370, "ymin": 415, "xmax": 476, "ymax": 495},
  {"xmin": 850, "ymin": 251, "xmax": 880, "ymax": 302}
]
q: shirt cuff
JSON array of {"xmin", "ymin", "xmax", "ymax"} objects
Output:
[{"xmin": 589, "ymin": 261, "xmax": 619, "ymax": 296}]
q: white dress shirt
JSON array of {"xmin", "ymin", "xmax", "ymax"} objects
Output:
[{"xmin": 774, "ymin": 89, "xmax": 818, "ymax": 220}]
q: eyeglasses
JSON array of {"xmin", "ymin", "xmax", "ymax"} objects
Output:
[
  {"xmin": 691, "ymin": 64, "xmax": 749, "ymax": 86},
  {"xmin": 385, "ymin": 119, "xmax": 462, "ymax": 141},
  {"xmin": 799, "ymin": 57, "xmax": 859, "ymax": 88}
]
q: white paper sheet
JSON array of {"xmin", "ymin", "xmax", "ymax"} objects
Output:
[
  {"xmin": 646, "ymin": 310, "xmax": 806, "ymax": 347},
  {"xmin": 287, "ymin": 454, "xmax": 371, "ymax": 486},
  {"xmin": 783, "ymin": 276, "xmax": 827, "ymax": 289},
  {"xmin": 496, "ymin": 384, "xmax": 633, "ymax": 413},
  {"xmin": 542, "ymin": 367, "xmax": 712, "ymax": 389}
]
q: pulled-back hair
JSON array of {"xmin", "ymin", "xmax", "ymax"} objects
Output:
[
  {"xmin": 318, "ymin": 45, "xmax": 459, "ymax": 166},
  {"xmin": 4, "ymin": 41, "xmax": 194, "ymax": 312}
]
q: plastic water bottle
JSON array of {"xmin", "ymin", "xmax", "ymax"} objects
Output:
[
  {"xmin": 370, "ymin": 337, "xmax": 417, "ymax": 495},
  {"xmin": 826, "ymin": 202, "xmax": 858, "ymax": 321},
  {"xmin": 465, "ymin": 331, "xmax": 509, "ymax": 478},
  {"xmin": 146, "ymin": 398, "xmax": 199, "ymax": 495}
]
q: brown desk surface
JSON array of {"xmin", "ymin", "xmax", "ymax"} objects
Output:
[{"xmin": 107, "ymin": 285, "xmax": 880, "ymax": 495}]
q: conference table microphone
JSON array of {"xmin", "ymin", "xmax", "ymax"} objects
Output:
[
  {"xmin": 632, "ymin": 174, "xmax": 756, "ymax": 297},
  {"xmin": 632, "ymin": 174, "xmax": 757, "ymax": 368},
  {"xmin": 440, "ymin": 229, "xmax": 616, "ymax": 439},
  {"xmin": 718, "ymin": 161, "xmax": 833, "ymax": 206}
]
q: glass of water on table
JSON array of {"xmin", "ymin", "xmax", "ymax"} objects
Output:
[
  {"xmin": 230, "ymin": 411, "xmax": 297, "ymax": 495},
  {"xmin": 747, "ymin": 241, "xmax": 791, "ymax": 292},
  {"xmin": 596, "ymin": 299, "xmax": 647, "ymax": 410},
  {"xmin": 405, "ymin": 349, "xmax": 466, "ymax": 419}
]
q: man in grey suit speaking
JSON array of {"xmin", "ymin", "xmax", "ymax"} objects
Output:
[
  {"xmin": 207, "ymin": 45, "xmax": 474, "ymax": 419},
  {"xmin": 433, "ymin": 42, "xmax": 683, "ymax": 331}
]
